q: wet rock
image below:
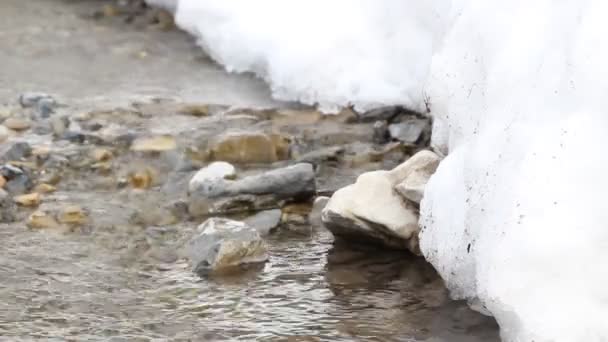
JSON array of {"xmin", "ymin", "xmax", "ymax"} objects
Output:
[
  {"xmin": 91, "ymin": 148, "xmax": 113, "ymax": 162},
  {"xmin": 244, "ymin": 209, "xmax": 282, "ymax": 236},
  {"xmin": 281, "ymin": 203, "xmax": 312, "ymax": 234},
  {"xmin": 394, "ymin": 150, "xmax": 441, "ymax": 204},
  {"xmin": 51, "ymin": 116, "xmax": 70, "ymax": 137},
  {"xmin": 186, "ymin": 218, "xmax": 268, "ymax": 275},
  {"xmin": 295, "ymin": 146, "xmax": 344, "ymax": 165},
  {"xmin": 0, "ymin": 125, "xmax": 9, "ymax": 142},
  {"xmin": 373, "ymin": 121, "xmax": 389, "ymax": 144},
  {"xmin": 358, "ymin": 106, "xmax": 404, "ymax": 123},
  {"xmin": 27, "ymin": 210, "xmax": 59, "ymax": 229},
  {"xmin": 388, "ymin": 119, "xmax": 431, "ymax": 144},
  {"xmin": 1, "ymin": 165, "xmax": 33, "ymax": 195},
  {"xmin": 61, "ymin": 131, "xmax": 86, "ymax": 144},
  {"xmin": 3, "ymin": 118, "xmax": 31, "ymax": 131},
  {"xmin": 19, "ymin": 92, "xmax": 56, "ymax": 109},
  {"xmin": 208, "ymin": 132, "xmax": 291, "ymax": 164},
  {"xmin": 35, "ymin": 97, "xmax": 56, "ymax": 118},
  {"xmin": 322, "ymin": 159, "xmax": 423, "ymax": 253},
  {"xmin": 188, "ymin": 161, "xmax": 236, "ymax": 194},
  {"xmin": 0, "ymin": 142, "xmax": 32, "ymax": 162},
  {"xmin": 128, "ymin": 168, "xmax": 156, "ymax": 189},
  {"xmin": 14, "ymin": 192, "xmax": 41, "ymax": 207},
  {"xmin": 177, "ymin": 104, "xmax": 212, "ymax": 117},
  {"xmin": 57, "ymin": 205, "xmax": 88, "ymax": 226},
  {"xmin": 310, "ymin": 196, "xmax": 329, "ymax": 227},
  {"xmin": 0, "ymin": 189, "xmax": 16, "ymax": 222},
  {"xmin": 33, "ymin": 183, "xmax": 56, "ymax": 194},
  {"xmin": 188, "ymin": 163, "xmax": 316, "ymax": 216},
  {"xmin": 131, "ymin": 135, "xmax": 177, "ymax": 152}
]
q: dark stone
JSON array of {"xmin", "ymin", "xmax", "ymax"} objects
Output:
[
  {"xmin": 373, "ymin": 120, "xmax": 389, "ymax": 144},
  {"xmin": 0, "ymin": 189, "xmax": 16, "ymax": 223},
  {"xmin": 388, "ymin": 119, "xmax": 431, "ymax": 145},
  {"xmin": 0, "ymin": 142, "xmax": 32, "ymax": 162},
  {"xmin": 358, "ymin": 106, "xmax": 404, "ymax": 123},
  {"xmin": 19, "ymin": 92, "xmax": 56, "ymax": 108}
]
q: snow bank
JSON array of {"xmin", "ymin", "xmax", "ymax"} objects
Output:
[
  {"xmin": 172, "ymin": 0, "xmax": 447, "ymax": 112},
  {"xmin": 421, "ymin": 1, "xmax": 608, "ymax": 341},
  {"xmin": 145, "ymin": 0, "xmax": 608, "ymax": 340}
]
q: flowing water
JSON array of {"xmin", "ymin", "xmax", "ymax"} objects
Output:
[{"xmin": 0, "ymin": 1, "xmax": 499, "ymax": 341}]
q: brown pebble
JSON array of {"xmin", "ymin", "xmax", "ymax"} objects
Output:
[
  {"xmin": 14, "ymin": 193, "xmax": 41, "ymax": 207},
  {"xmin": 3, "ymin": 118, "xmax": 31, "ymax": 131},
  {"xmin": 58, "ymin": 206, "xmax": 88, "ymax": 226},
  {"xmin": 27, "ymin": 211, "xmax": 59, "ymax": 229},
  {"xmin": 129, "ymin": 168, "xmax": 155, "ymax": 189},
  {"xmin": 0, "ymin": 175, "xmax": 6, "ymax": 188}
]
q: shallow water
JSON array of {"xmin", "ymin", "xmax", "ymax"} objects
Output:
[
  {"xmin": 0, "ymin": 222, "xmax": 499, "ymax": 341},
  {"xmin": 0, "ymin": 1, "xmax": 500, "ymax": 341}
]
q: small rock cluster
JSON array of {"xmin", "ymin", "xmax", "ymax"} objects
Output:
[{"xmin": 1, "ymin": 90, "xmax": 437, "ymax": 275}]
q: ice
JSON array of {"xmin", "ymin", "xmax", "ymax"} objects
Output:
[
  {"xmin": 421, "ymin": 1, "xmax": 608, "ymax": 341},
  {"xmin": 145, "ymin": 0, "xmax": 608, "ymax": 340}
]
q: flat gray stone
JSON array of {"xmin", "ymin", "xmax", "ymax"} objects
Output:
[{"xmin": 188, "ymin": 163, "xmax": 316, "ymax": 216}]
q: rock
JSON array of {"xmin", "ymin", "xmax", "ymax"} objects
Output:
[
  {"xmin": 57, "ymin": 206, "xmax": 88, "ymax": 226},
  {"xmin": 128, "ymin": 168, "xmax": 156, "ymax": 189},
  {"xmin": 208, "ymin": 132, "xmax": 290, "ymax": 164},
  {"xmin": 388, "ymin": 119, "xmax": 431, "ymax": 144},
  {"xmin": 281, "ymin": 203, "xmax": 312, "ymax": 234},
  {"xmin": 244, "ymin": 209, "xmax": 282, "ymax": 236},
  {"xmin": 0, "ymin": 125, "xmax": 9, "ymax": 142},
  {"xmin": 131, "ymin": 135, "xmax": 177, "ymax": 152},
  {"xmin": 0, "ymin": 142, "xmax": 32, "ymax": 162},
  {"xmin": 321, "ymin": 162, "xmax": 422, "ymax": 252},
  {"xmin": 0, "ymin": 175, "xmax": 5, "ymax": 189},
  {"xmin": 186, "ymin": 218, "xmax": 268, "ymax": 275},
  {"xmin": 0, "ymin": 189, "xmax": 16, "ymax": 222},
  {"xmin": 27, "ymin": 210, "xmax": 59, "ymax": 229},
  {"xmin": 19, "ymin": 92, "xmax": 55, "ymax": 108},
  {"xmin": 35, "ymin": 97, "xmax": 56, "ymax": 118},
  {"xmin": 188, "ymin": 163, "xmax": 316, "ymax": 216},
  {"xmin": 14, "ymin": 192, "xmax": 41, "ymax": 207},
  {"xmin": 373, "ymin": 120, "xmax": 389, "ymax": 144},
  {"xmin": 90, "ymin": 148, "xmax": 113, "ymax": 162},
  {"xmin": 310, "ymin": 196, "xmax": 329, "ymax": 227},
  {"xmin": 358, "ymin": 106, "xmax": 404, "ymax": 123},
  {"xmin": 177, "ymin": 104, "xmax": 211, "ymax": 117},
  {"xmin": 3, "ymin": 118, "xmax": 31, "ymax": 131},
  {"xmin": 50, "ymin": 116, "xmax": 70, "ymax": 137},
  {"xmin": 295, "ymin": 146, "xmax": 344, "ymax": 165},
  {"xmin": 33, "ymin": 183, "xmax": 56, "ymax": 194},
  {"xmin": 188, "ymin": 162, "xmax": 236, "ymax": 194},
  {"xmin": 394, "ymin": 150, "xmax": 441, "ymax": 204},
  {"xmin": 0, "ymin": 165, "xmax": 33, "ymax": 194}
]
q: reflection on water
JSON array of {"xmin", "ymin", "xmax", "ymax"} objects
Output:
[{"xmin": 0, "ymin": 223, "xmax": 499, "ymax": 341}]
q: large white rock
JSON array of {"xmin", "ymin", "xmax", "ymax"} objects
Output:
[
  {"xmin": 322, "ymin": 164, "xmax": 421, "ymax": 253},
  {"xmin": 186, "ymin": 218, "xmax": 268, "ymax": 275},
  {"xmin": 394, "ymin": 150, "xmax": 441, "ymax": 204}
]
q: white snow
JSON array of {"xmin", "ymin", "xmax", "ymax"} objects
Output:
[
  {"xmin": 146, "ymin": 0, "xmax": 608, "ymax": 340},
  {"xmin": 421, "ymin": 1, "xmax": 608, "ymax": 341},
  {"xmin": 171, "ymin": 0, "xmax": 448, "ymax": 112}
]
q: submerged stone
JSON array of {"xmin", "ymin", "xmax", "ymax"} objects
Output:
[{"xmin": 186, "ymin": 218, "xmax": 268, "ymax": 275}]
